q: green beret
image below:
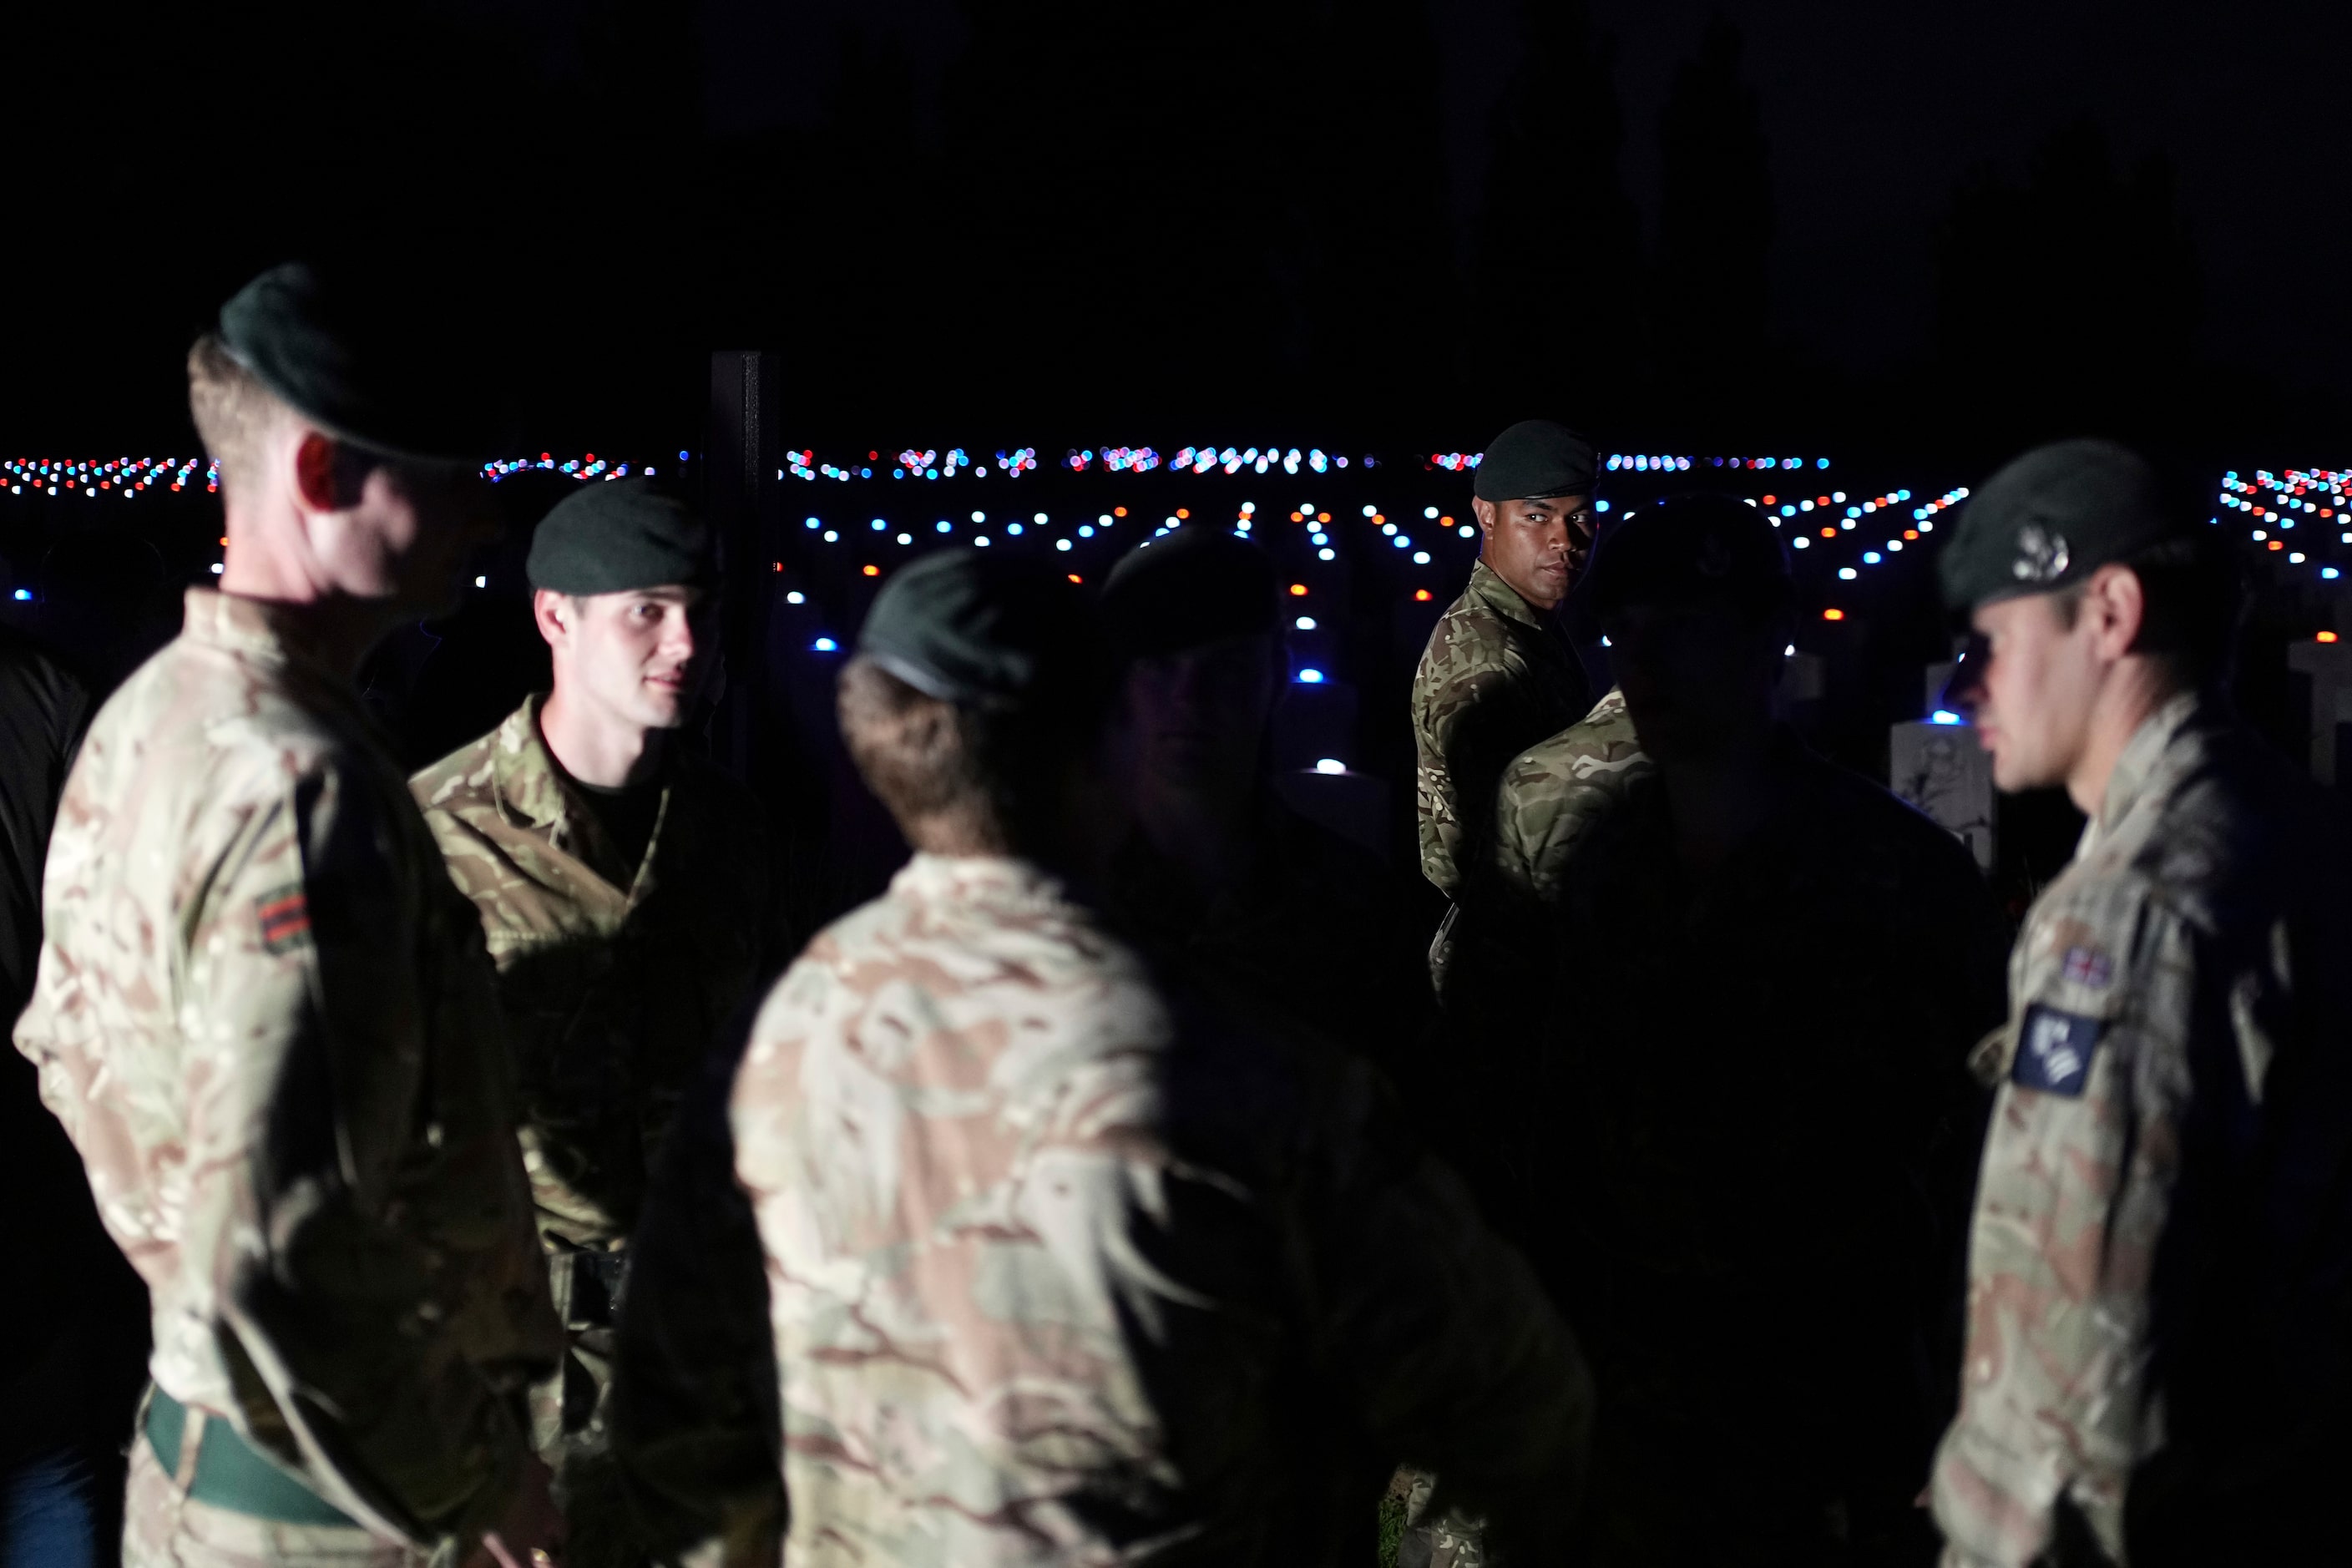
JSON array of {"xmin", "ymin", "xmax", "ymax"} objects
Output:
[
  {"xmin": 218, "ymin": 261, "xmax": 508, "ymax": 462},
  {"xmin": 1591, "ymin": 492, "xmax": 1792, "ymax": 620},
  {"xmin": 526, "ymin": 481, "xmax": 715, "ymax": 594},
  {"xmin": 857, "ymin": 549, "xmax": 1110, "ymax": 712},
  {"xmin": 1474, "ymin": 420, "xmax": 1596, "ymax": 503},
  {"xmin": 1938, "ymin": 440, "xmax": 2188, "ymax": 612},
  {"xmin": 1100, "ymin": 527, "xmax": 1278, "ymax": 657}
]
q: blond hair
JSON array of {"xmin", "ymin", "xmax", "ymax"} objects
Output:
[{"xmin": 185, "ymin": 332, "xmax": 287, "ymax": 497}]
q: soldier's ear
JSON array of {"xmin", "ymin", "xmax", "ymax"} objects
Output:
[
  {"xmin": 532, "ymin": 588, "xmax": 573, "ymax": 651},
  {"xmin": 1471, "ymin": 497, "xmax": 1497, "ymax": 539}
]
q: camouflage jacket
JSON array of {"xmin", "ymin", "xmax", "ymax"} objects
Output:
[
  {"xmin": 412, "ymin": 695, "xmax": 774, "ymax": 1252},
  {"xmin": 1492, "ymin": 685, "xmax": 1651, "ymax": 910},
  {"xmin": 13, "ymin": 590, "xmax": 559, "ymax": 1547},
  {"xmin": 1932, "ymin": 693, "xmax": 2352, "ymax": 1567},
  {"xmin": 1410, "ymin": 560, "xmax": 1591, "ymax": 901},
  {"xmin": 722, "ymin": 852, "xmax": 1592, "ymax": 1567},
  {"xmin": 1428, "ymin": 685, "xmax": 1652, "ymax": 1019}
]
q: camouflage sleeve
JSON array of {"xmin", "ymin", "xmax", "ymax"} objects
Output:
[
  {"xmin": 1417, "ymin": 658, "xmax": 1532, "ymax": 901},
  {"xmin": 1930, "ymin": 885, "xmax": 2205, "ymax": 1567},
  {"xmin": 1303, "ymin": 1060, "xmax": 1593, "ymax": 1555},
  {"xmin": 187, "ymin": 761, "xmax": 543, "ymax": 1545},
  {"xmin": 612, "ymin": 1029, "xmax": 786, "ymax": 1568}
]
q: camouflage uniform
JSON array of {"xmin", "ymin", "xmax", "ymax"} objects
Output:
[
  {"xmin": 13, "ymin": 589, "xmax": 559, "ymax": 1564},
  {"xmin": 1411, "ymin": 561, "xmax": 1592, "ymax": 904},
  {"xmin": 1932, "ymin": 692, "xmax": 2352, "ymax": 1568},
  {"xmin": 714, "ymin": 851, "xmax": 1591, "ymax": 1567},
  {"xmin": 411, "ymin": 697, "xmax": 772, "ymax": 1476},
  {"xmin": 1491, "ymin": 685, "xmax": 1651, "ymax": 912}
]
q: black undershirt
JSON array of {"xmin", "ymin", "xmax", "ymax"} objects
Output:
[{"xmin": 569, "ymin": 769, "xmax": 664, "ymax": 875}]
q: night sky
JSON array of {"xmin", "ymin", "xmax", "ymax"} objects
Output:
[{"xmin": 3, "ymin": 1, "xmax": 2344, "ymax": 454}]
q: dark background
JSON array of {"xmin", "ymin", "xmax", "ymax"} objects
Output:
[{"xmin": 3, "ymin": 0, "xmax": 2345, "ymax": 464}]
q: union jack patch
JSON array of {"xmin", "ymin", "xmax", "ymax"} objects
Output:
[
  {"xmin": 2061, "ymin": 945, "xmax": 2112, "ymax": 989},
  {"xmin": 255, "ymin": 885, "xmax": 312, "ymax": 954}
]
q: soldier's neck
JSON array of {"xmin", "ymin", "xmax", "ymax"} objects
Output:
[
  {"xmin": 2064, "ymin": 658, "xmax": 2176, "ymax": 820},
  {"xmin": 539, "ymin": 685, "xmax": 666, "ymax": 789}
]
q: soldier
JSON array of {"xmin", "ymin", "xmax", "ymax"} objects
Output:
[
  {"xmin": 1100, "ymin": 525, "xmax": 1428, "ymax": 1078},
  {"xmin": 1527, "ymin": 493, "xmax": 2008, "ymax": 1563},
  {"xmin": 13, "ymin": 263, "xmax": 564, "ymax": 1566},
  {"xmin": 639, "ymin": 548, "xmax": 1593, "ymax": 1565},
  {"xmin": 1411, "ymin": 418, "xmax": 1598, "ymax": 994},
  {"xmin": 410, "ymin": 482, "xmax": 776, "ymax": 1555},
  {"xmin": 1491, "ymin": 686, "xmax": 1651, "ymax": 918},
  {"xmin": 1930, "ymin": 441, "xmax": 2352, "ymax": 1567}
]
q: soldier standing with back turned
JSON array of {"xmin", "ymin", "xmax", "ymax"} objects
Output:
[
  {"xmin": 13, "ymin": 262, "xmax": 564, "ymax": 1568},
  {"xmin": 1932, "ymin": 441, "xmax": 2352, "ymax": 1567},
  {"xmin": 412, "ymin": 481, "xmax": 776, "ymax": 1560},
  {"xmin": 1411, "ymin": 420, "xmax": 1597, "ymax": 1001}
]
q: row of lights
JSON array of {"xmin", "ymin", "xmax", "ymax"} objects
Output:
[
  {"xmin": 5, "ymin": 456, "xmax": 216, "ymax": 497},
  {"xmin": 2221, "ymin": 468, "xmax": 2350, "ymax": 582}
]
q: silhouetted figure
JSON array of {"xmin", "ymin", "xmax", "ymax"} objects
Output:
[
  {"xmin": 1102, "ymin": 525, "xmax": 1428, "ymax": 1079},
  {"xmin": 1521, "ymin": 495, "xmax": 2007, "ymax": 1565}
]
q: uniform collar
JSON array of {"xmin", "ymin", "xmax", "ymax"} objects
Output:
[
  {"xmin": 892, "ymin": 852, "xmax": 1076, "ymax": 913},
  {"xmin": 489, "ymin": 693, "xmax": 670, "ymax": 890},
  {"xmin": 180, "ymin": 588, "xmax": 352, "ymax": 682},
  {"xmin": 2082, "ymin": 687, "xmax": 2208, "ymax": 853},
  {"xmin": 1464, "ymin": 559, "xmax": 1552, "ymax": 630}
]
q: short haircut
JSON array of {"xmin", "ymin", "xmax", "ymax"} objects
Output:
[
  {"xmin": 837, "ymin": 657, "xmax": 1100, "ymax": 847},
  {"xmin": 186, "ymin": 331, "xmax": 288, "ymax": 497}
]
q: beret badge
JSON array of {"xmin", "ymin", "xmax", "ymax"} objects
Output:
[{"xmin": 2011, "ymin": 525, "xmax": 2071, "ymax": 584}]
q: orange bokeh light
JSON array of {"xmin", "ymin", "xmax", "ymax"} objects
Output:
[
  {"xmin": 862, "ymin": 564, "xmax": 879, "ymax": 577},
  {"xmin": 1289, "ymin": 584, "xmax": 1309, "ymax": 597},
  {"xmin": 1414, "ymin": 589, "xmax": 1433, "ymax": 602},
  {"xmin": 2320, "ymin": 631, "xmax": 2341, "ymax": 644},
  {"xmin": 1067, "ymin": 573, "xmax": 1082, "ymax": 584},
  {"xmin": 2268, "ymin": 539, "xmax": 2284, "ymax": 551},
  {"xmin": 1904, "ymin": 529, "xmax": 1919, "ymax": 540},
  {"xmin": 1823, "ymin": 609, "xmax": 1845, "ymax": 621},
  {"xmin": 1113, "ymin": 506, "xmax": 1127, "ymax": 517},
  {"xmin": 1175, "ymin": 508, "xmax": 1190, "ymax": 519},
  {"xmin": 1820, "ymin": 528, "xmax": 1835, "ymax": 539},
  {"xmin": 1762, "ymin": 494, "xmax": 1777, "ymax": 505}
]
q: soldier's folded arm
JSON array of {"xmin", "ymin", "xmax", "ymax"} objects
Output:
[
  {"xmin": 189, "ymin": 762, "xmax": 554, "ymax": 1546},
  {"xmin": 1302, "ymin": 1057, "xmax": 1594, "ymax": 1556}
]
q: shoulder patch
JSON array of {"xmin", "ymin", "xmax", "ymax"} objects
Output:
[
  {"xmin": 2060, "ymin": 945, "xmax": 2112, "ymax": 989},
  {"xmin": 2012, "ymin": 1004, "xmax": 2101, "ymax": 1097},
  {"xmin": 256, "ymin": 885, "xmax": 313, "ymax": 954}
]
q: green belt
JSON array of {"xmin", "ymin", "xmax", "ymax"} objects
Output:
[{"xmin": 144, "ymin": 1388, "xmax": 358, "ymax": 1527}]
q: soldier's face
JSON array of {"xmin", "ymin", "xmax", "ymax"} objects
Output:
[
  {"xmin": 540, "ymin": 585, "xmax": 715, "ymax": 732},
  {"xmin": 1474, "ymin": 493, "xmax": 1594, "ymax": 610},
  {"xmin": 1123, "ymin": 634, "xmax": 1278, "ymax": 793},
  {"xmin": 1960, "ymin": 590, "xmax": 2103, "ymax": 793}
]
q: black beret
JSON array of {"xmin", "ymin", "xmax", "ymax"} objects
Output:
[
  {"xmin": 857, "ymin": 549, "xmax": 1110, "ymax": 712},
  {"xmin": 526, "ymin": 481, "xmax": 715, "ymax": 594},
  {"xmin": 218, "ymin": 260, "xmax": 509, "ymax": 463},
  {"xmin": 1100, "ymin": 527, "xmax": 1279, "ymax": 658},
  {"xmin": 1938, "ymin": 440, "xmax": 2188, "ymax": 612},
  {"xmin": 1590, "ymin": 492, "xmax": 1793, "ymax": 620},
  {"xmin": 1474, "ymin": 420, "xmax": 1597, "ymax": 503}
]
